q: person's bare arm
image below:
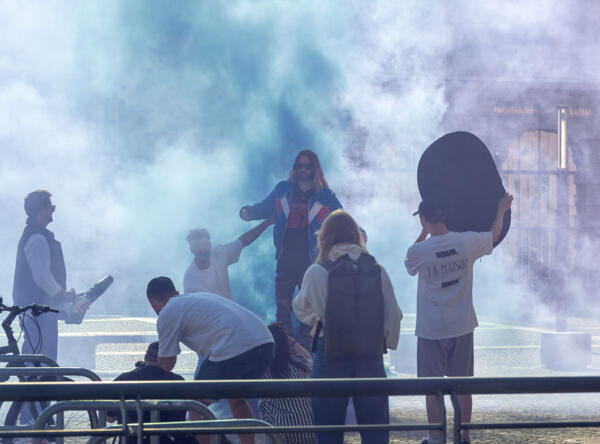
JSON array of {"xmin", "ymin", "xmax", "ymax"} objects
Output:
[
  {"xmin": 238, "ymin": 216, "xmax": 274, "ymax": 247},
  {"xmin": 414, "ymin": 228, "xmax": 428, "ymax": 244},
  {"xmin": 158, "ymin": 356, "xmax": 177, "ymax": 372},
  {"xmin": 289, "ymin": 337, "xmax": 312, "ymax": 363},
  {"xmin": 491, "ymin": 193, "xmax": 514, "ymax": 243}
]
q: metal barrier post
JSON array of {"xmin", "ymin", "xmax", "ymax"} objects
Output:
[
  {"xmin": 119, "ymin": 396, "xmax": 128, "ymax": 443},
  {"xmin": 450, "ymin": 392, "xmax": 461, "ymax": 444},
  {"xmin": 56, "ymin": 409, "xmax": 65, "ymax": 444},
  {"xmin": 150, "ymin": 409, "xmax": 159, "ymax": 444},
  {"xmin": 98, "ymin": 409, "xmax": 107, "ymax": 428},
  {"xmin": 135, "ymin": 395, "xmax": 143, "ymax": 444},
  {"xmin": 436, "ymin": 391, "xmax": 446, "ymax": 443}
]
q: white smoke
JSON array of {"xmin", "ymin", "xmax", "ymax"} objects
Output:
[{"xmin": 0, "ymin": 1, "xmax": 598, "ymax": 326}]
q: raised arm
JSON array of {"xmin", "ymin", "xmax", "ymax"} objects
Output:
[
  {"xmin": 240, "ymin": 184, "xmax": 280, "ymax": 221},
  {"xmin": 238, "ymin": 216, "xmax": 274, "ymax": 247},
  {"xmin": 490, "ymin": 193, "xmax": 513, "ymax": 243},
  {"xmin": 414, "ymin": 227, "xmax": 428, "ymax": 244}
]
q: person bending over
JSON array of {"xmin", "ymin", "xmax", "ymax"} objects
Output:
[{"xmin": 146, "ymin": 277, "xmax": 274, "ymax": 444}]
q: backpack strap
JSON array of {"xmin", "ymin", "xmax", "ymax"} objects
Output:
[
  {"xmin": 319, "ymin": 254, "xmax": 352, "ymax": 272},
  {"xmin": 357, "ymin": 252, "xmax": 378, "ymax": 269},
  {"xmin": 318, "ymin": 258, "xmax": 334, "ymax": 271},
  {"xmin": 311, "ymin": 320, "xmax": 323, "ymax": 353}
]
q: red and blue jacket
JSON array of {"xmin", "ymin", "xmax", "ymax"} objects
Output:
[{"xmin": 245, "ymin": 181, "xmax": 343, "ymax": 262}]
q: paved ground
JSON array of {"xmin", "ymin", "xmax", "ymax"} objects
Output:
[
  {"xmin": 385, "ymin": 315, "xmax": 600, "ymax": 443},
  {"xmin": 2, "ymin": 313, "xmax": 600, "ymax": 443}
]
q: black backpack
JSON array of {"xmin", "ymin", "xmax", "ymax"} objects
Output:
[{"xmin": 316, "ymin": 253, "xmax": 386, "ymax": 359}]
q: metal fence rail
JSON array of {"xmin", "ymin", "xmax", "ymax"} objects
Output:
[
  {"xmin": 33, "ymin": 399, "xmax": 217, "ymax": 444},
  {"xmin": 86, "ymin": 419, "xmax": 286, "ymax": 444},
  {"xmin": 2, "ymin": 376, "xmax": 600, "ymax": 399},
  {"xmin": 0, "ymin": 366, "xmax": 101, "ymax": 381},
  {"xmin": 0, "ymin": 354, "xmax": 59, "ymax": 367},
  {"xmin": 0, "ymin": 366, "xmax": 103, "ymax": 444},
  {"xmin": 0, "ymin": 376, "xmax": 599, "ymax": 444}
]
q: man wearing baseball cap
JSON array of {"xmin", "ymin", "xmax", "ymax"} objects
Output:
[{"xmin": 405, "ymin": 194, "xmax": 512, "ymax": 444}]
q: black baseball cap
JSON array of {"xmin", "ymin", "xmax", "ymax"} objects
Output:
[{"xmin": 413, "ymin": 200, "xmax": 446, "ymax": 221}]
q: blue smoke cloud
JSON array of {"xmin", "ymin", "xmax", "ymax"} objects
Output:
[
  {"xmin": 0, "ymin": 1, "xmax": 356, "ymax": 319},
  {"xmin": 1, "ymin": 1, "xmax": 598, "ymax": 323}
]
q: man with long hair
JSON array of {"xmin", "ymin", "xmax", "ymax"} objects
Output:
[
  {"xmin": 239, "ymin": 150, "xmax": 342, "ymax": 348},
  {"xmin": 292, "ymin": 209, "xmax": 402, "ymax": 444}
]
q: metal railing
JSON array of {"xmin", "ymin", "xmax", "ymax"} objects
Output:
[
  {"xmin": 0, "ymin": 366, "xmax": 101, "ymax": 381},
  {"xmin": 0, "ymin": 354, "xmax": 59, "ymax": 367},
  {"xmin": 0, "ymin": 376, "xmax": 599, "ymax": 443},
  {"xmin": 86, "ymin": 419, "xmax": 285, "ymax": 444},
  {"xmin": 34, "ymin": 399, "xmax": 217, "ymax": 444},
  {"xmin": 0, "ymin": 366, "xmax": 103, "ymax": 444}
]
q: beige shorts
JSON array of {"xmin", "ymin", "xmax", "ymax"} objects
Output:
[{"xmin": 417, "ymin": 332, "xmax": 474, "ymax": 377}]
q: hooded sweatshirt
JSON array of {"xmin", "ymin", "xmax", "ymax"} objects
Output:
[{"xmin": 293, "ymin": 242, "xmax": 402, "ymax": 350}]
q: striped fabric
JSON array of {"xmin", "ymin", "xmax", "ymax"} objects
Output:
[{"xmin": 258, "ymin": 356, "xmax": 315, "ymax": 444}]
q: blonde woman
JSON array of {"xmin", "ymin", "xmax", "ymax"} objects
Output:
[{"xmin": 293, "ymin": 210, "xmax": 402, "ymax": 444}]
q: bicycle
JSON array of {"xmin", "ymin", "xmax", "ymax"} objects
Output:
[{"xmin": 0, "ymin": 297, "xmax": 99, "ymax": 443}]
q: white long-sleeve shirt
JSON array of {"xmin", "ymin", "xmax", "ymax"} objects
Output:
[
  {"xmin": 293, "ymin": 243, "xmax": 402, "ymax": 350},
  {"xmin": 23, "ymin": 234, "xmax": 63, "ymax": 298}
]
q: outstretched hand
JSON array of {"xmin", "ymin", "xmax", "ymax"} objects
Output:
[{"xmin": 239, "ymin": 206, "xmax": 251, "ymax": 221}]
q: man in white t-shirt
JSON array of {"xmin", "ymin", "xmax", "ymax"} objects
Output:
[
  {"xmin": 183, "ymin": 218, "xmax": 273, "ymax": 298},
  {"xmin": 404, "ymin": 194, "xmax": 512, "ymax": 444},
  {"xmin": 146, "ymin": 276, "xmax": 274, "ymax": 444}
]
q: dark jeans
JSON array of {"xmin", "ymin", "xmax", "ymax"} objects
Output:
[
  {"xmin": 275, "ymin": 266, "xmax": 312, "ymax": 350},
  {"xmin": 310, "ymin": 339, "xmax": 389, "ymax": 444}
]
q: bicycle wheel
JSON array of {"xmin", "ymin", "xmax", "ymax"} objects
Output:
[
  {"xmin": 4, "ymin": 400, "xmax": 98, "ymax": 444},
  {"xmin": 3, "ymin": 400, "xmax": 44, "ymax": 444}
]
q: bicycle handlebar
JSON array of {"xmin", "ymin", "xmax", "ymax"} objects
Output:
[
  {"xmin": 0, "ymin": 296, "xmax": 59, "ymax": 356},
  {"xmin": 0, "ymin": 297, "xmax": 58, "ymax": 317}
]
